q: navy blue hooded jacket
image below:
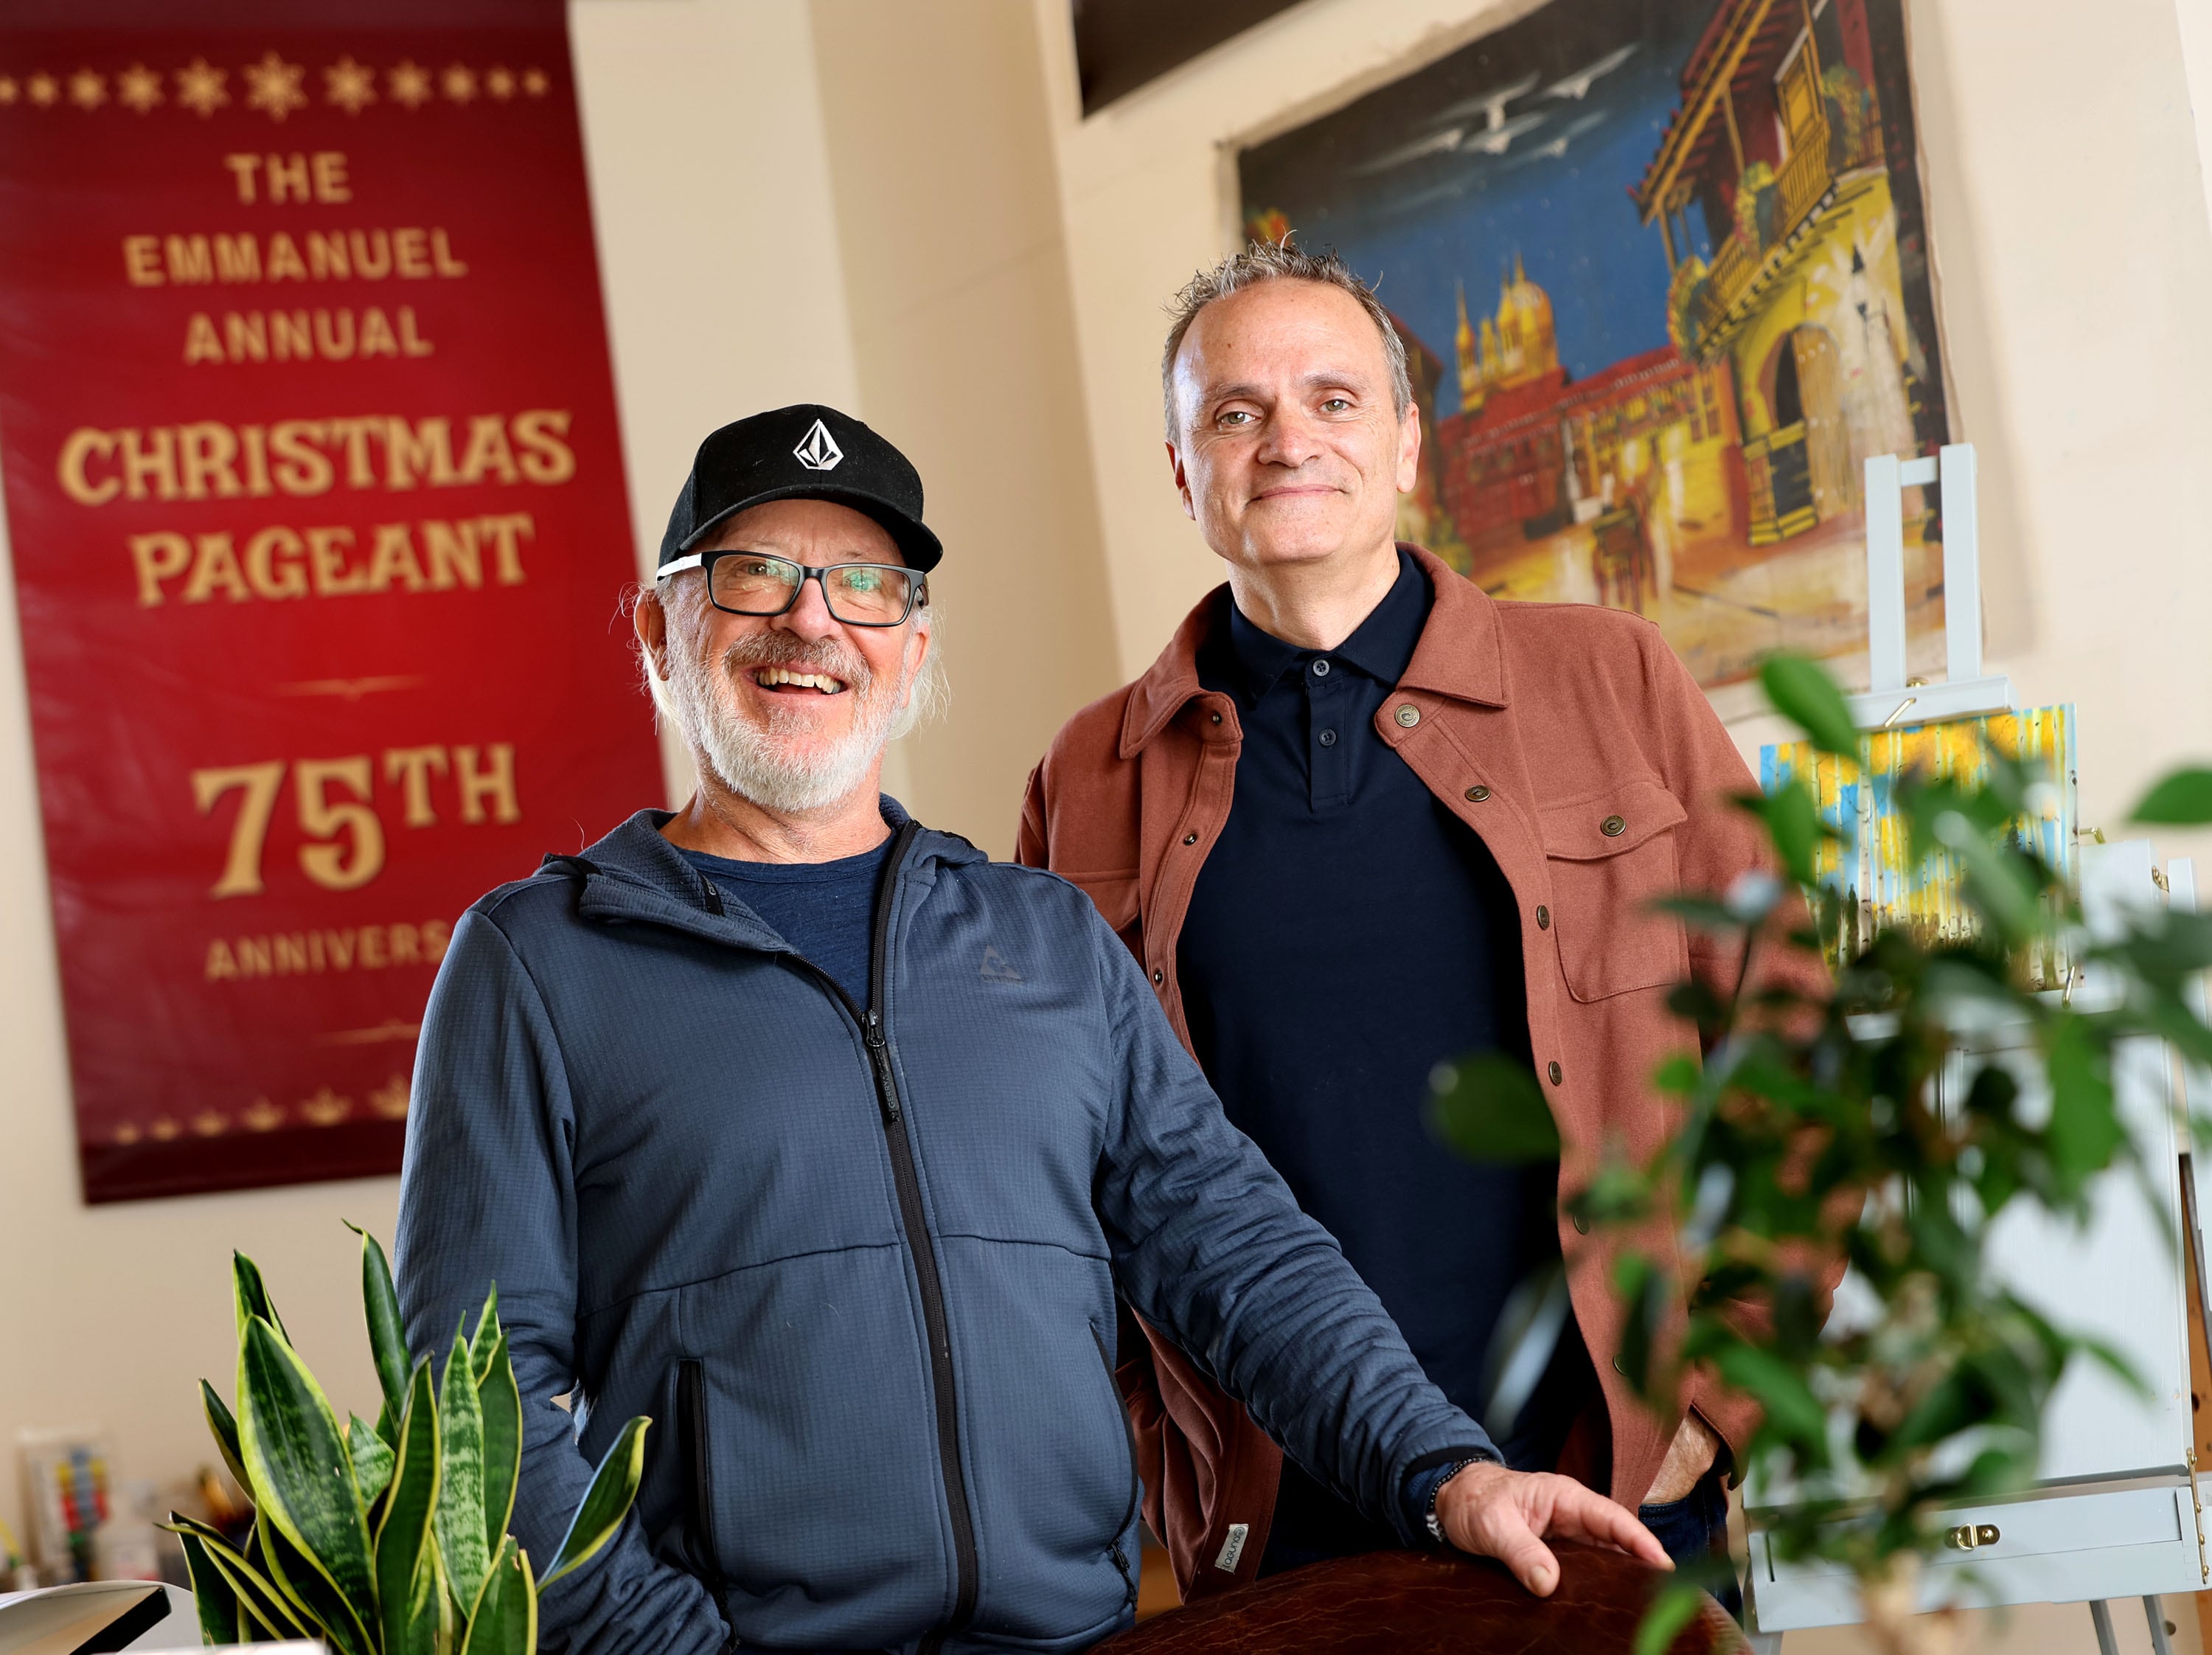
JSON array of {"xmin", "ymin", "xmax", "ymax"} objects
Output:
[{"xmin": 395, "ymin": 807, "xmax": 1495, "ymax": 1655}]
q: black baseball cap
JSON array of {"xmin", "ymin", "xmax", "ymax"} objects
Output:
[{"xmin": 655, "ymin": 403, "xmax": 943, "ymax": 575}]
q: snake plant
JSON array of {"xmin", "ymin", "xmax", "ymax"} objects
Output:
[{"xmin": 166, "ymin": 1226, "xmax": 647, "ymax": 1655}]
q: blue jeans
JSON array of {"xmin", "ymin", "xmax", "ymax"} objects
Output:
[{"xmin": 1639, "ymin": 1465, "xmax": 1742, "ymax": 1620}]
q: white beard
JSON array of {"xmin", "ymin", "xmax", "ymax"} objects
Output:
[{"xmin": 664, "ymin": 614, "xmax": 909, "ymax": 816}]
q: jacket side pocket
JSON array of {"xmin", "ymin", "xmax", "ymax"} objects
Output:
[
  {"xmin": 678, "ymin": 1359, "xmax": 725, "ymax": 1595},
  {"xmin": 1091, "ymin": 1321, "xmax": 1140, "ymax": 1614}
]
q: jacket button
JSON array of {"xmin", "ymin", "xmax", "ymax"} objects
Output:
[
  {"xmin": 1181, "ymin": 833, "xmax": 1197, "ymax": 845},
  {"xmin": 1601, "ymin": 813, "xmax": 1627, "ymax": 836},
  {"xmin": 1465, "ymin": 785, "xmax": 1490, "ymax": 802},
  {"xmin": 1571, "ymin": 1213, "xmax": 1589, "ymax": 1235},
  {"xmin": 1394, "ymin": 704, "xmax": 1421, "ymax": 728},
  {"xmin": 1536, "ymin": 905, "xmax": 1550, "ymax": 929},
  {"xmin": 1547, "ymin": 1061, "xmax": 1563, "ymax": 1086},
  {"xmin": 1210, "ymin": 712, "xmax": 1222, "ymax": 725},
  {"xmin": 1151, "ymin": 968, "xmax": 1164, "ymax": 985},
  {"xmin": 1613, "ymin": 1356, "xmax": 1627, "ymax": 1375}
]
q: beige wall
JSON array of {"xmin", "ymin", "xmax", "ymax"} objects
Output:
[
  {"xmin": 571, "ymin": 0, "xmax": 866, "ymax": 806},
  {"xmin": 3, "ymin": 2, "xmax": 2210, "ymax": 1649},
  {"xmin": 809, "ymin": 0, "xmax": 1121, "ymax": 851}
]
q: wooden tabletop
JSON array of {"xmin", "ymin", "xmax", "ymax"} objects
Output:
[{"xmin": 1091, "ymin": 1545, "xmax": 1745, "ymax": 1654}]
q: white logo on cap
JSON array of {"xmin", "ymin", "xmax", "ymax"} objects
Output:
[{"xmin": 793, "ymin": 418, "xmax": 844, "ymax": 471}]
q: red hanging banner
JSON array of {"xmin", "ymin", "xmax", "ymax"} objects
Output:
[{"xmin": 0, "ymin": 6, "xmax": 659, "ymax": 1201}]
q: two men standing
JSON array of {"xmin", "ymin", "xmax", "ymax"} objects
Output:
[
  {"xmin": 394, "ymin": 240, "xmax": 1820, "ymax": 1655},
  {"xmin": 396, "ymin": 400, "xmax": 1663, "ymax": 1655}
]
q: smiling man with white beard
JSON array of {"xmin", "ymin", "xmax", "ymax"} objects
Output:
[{"xmin": 393, "ymin": 403, "xmax": 1663, "ymax": 1655}]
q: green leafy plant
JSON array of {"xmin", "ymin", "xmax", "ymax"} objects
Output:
[
  {"xmin": 1434, "ymin": 655, "xmax": 2212, "ymax": 1655},
  {"xmin": 166, "ymin": 1227, "xmax": 650, "ymax": 1655}
]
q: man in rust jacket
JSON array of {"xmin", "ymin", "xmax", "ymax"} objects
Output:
[{"xmin": 1019, "ymin": 243, "xmax": 1831, "ymax": 1610}]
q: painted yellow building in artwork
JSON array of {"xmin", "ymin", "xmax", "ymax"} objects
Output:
[{"xmin": 1635, "ymin": 0, "xmax": 1927, "ymax": 545}]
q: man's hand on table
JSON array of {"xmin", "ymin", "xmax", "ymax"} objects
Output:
[{"xmin": 1434, "ymin": 1463, "xmax": 1671, "ymax": 1597}]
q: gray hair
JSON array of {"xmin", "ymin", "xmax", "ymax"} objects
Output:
[{"xmin": 1161, "ymin": 239, "xmax": 1413, "ymax": 436}]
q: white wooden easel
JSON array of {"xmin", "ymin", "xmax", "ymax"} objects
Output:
[
  {"xmin": 1843, "ymin": 445, "xmax": 2012, "ymax": 731},
  {"xmin": 1742, "ymin": 450, "xmax": 2206, "ymax": 1652}
]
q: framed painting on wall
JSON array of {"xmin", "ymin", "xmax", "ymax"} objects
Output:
[{"xmin": 1237, "ymin": 0, "xmax": 1951, "ymax": 690}]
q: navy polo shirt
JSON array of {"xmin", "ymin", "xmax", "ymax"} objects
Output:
[{"xmin": 1178, "ymin": 550, "xmax": 1595, "ymax": 1572}]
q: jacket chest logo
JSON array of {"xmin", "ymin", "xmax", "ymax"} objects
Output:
[{"xmin": 978, "ymin": 945, "xmax": 1023, "ymax": 983}]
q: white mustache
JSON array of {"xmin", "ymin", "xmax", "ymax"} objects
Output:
[{"xmin": 720, "ymin": 636, "xmax": 872, "ymax": 696}]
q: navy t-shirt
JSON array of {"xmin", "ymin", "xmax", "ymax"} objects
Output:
[
  {"xmin": 1177, "ymin": 551, "xmax": 1594, "ymax": 1572},
  {"xmin": 678, "ymin": 832, "xmax": 896, "ymax": 1010}
]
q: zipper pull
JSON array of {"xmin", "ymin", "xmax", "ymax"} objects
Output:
[{"xmin": 864, "ymin": 1010, "xmax": 900, "ymax": 1123}]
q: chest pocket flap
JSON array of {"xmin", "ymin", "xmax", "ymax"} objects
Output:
[{"xmin": 1539, "ymin": 777, "xmax": 1689, "ymax": 1002}]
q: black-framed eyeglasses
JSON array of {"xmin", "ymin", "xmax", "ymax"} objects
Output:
[{"xmin": 658, "ymin": 549, "xmax": 925, "ymax": 627}]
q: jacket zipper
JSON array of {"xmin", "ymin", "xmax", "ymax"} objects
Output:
[
  {"xmin": 828, "ymin": 822, "xmax": 979, "ymax": 1648},
  {"xmin": 677, "ymin": 1359, "xmax": 724, "ymax": 1595},
  {"xmin": 1091, "ymin": 1323, "xmax": 1140, "ymax": 1616}
]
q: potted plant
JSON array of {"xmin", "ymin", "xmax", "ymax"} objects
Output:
[
  {"xmin": 1434, "ymin": 656, "xmax": 2212, "ymax": 1655},
  {"xmin": 164, "ymin": 1226, "xmax": 647, "ymax": 1655}
]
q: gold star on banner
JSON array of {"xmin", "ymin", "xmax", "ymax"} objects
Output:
[
  {"xmin": 113, "ymin": 1120, "xmax": 142, "ymax": 1145},
  {"xmin": 175, "ymin": 57, "xmax": 228, "ymax": 117},
  {"xmin": 243, "ymin": 49, "xmax": 306, "ymax": 122},
  {"xmin": 440, "ymin": 62, "xmax": 476, "ymax": 104},
  {"xmin": 389, "ymin": 58, "xmax": 431, "ymax": 109},
  {"xmin": 192, "ymin": 1109, "xmax": 228, "ymax": 1137},
  {"xmin": 299, "ymin": 1085, "xmax": 351, "ymax": 1126},
  {"xmin": 66, "ymin": 68, "xmax": 104, "ymax": 110},
  {"xmin": 485, "ymin": 64, "xmax": 515, "ymax": 100},
  {"xmin": 324, "ymin": 53, "xmax": 375, "ymax": 114},
  {"xmin": 521, "ymin": 66, "xmax": 549, "ymax": 97},
  {"xmin": 149, "ymin": 1116, "xmax": 181, "ymax": 1141},
  {"xmin": 368, "ymin": 1075, "xmax": 410, "ymax": 1120},
  {"xmin": 0, "ymin": 77, "xmax": 19, "ymax": 105},
  {"xmin": 116, "ymin": 63, "xmax": 162, "ymax": 112},
  {"xmin": 241, "ymin": 1096, "xmax": 284, "ymax": 1131},
  {"xmin": 27, "ymin": 72, "xmax": 58, "ymax": 107}
]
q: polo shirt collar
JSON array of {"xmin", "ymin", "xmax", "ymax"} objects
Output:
[
  {"xmin": 1119, "ymin": 543, "xmax": 1509, "ymax": 758},
  {"xmin": 1217, "ymin": 544, "xmax": 1425, "ymax": 701}
]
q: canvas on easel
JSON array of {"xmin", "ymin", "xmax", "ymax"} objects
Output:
[{"xmin": 1762, "ymin": 703, "xmax": 2079, "ymax": 987}]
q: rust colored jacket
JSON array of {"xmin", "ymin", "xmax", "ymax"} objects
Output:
[{"xmin": 1017, "ymin": 546, "xmax": 1834, "ymax": 1602}]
